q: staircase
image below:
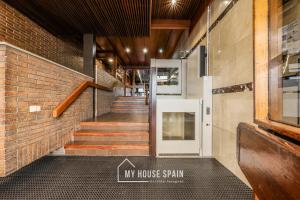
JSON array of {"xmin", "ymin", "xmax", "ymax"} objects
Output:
[
  {"xmin": 64, "ymin": 96, "xmax": 149, "ymax": 156},
  {"xmin": 111, "ymin": 96, "xmax": 149, "ymax": 113}
]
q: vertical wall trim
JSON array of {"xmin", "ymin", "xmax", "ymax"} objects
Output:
[
  {"xmin": 150, "ymin": 67, "xmax": 157, "ymax": 156},
  {"xmin": 95, "ymin": 64, "xmax": 98, "ymax": 117},
  {"xmin": 206, "ymin": 5, "xmax": 210, "ymax": 75}
]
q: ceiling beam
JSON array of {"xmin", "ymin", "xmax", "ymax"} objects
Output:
[
  {"xmin": 96, "ymin": 37, "xmax": 126, "ymax": 65},
  {"xmin": 151, "ymin": 19, "xmax": 191, "ymax": 30}
]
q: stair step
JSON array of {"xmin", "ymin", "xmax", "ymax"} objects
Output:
[
  {"xmin": 80, "ymin": 121, "xmax": 149, "ymax": 131},
  {"xmin": 74, "ymin": 130, "xmax": 149, "ymax": 143},
  {"xmin": 111, "ymin": 104, "xmax": 148, "ymax": 108},
  {"xmin": 70, "ymin": 140, "xmax": 148, "ymax": 145},
  {"xmin": 65, "ymin": 143, "xmax": 149, "ymax": 156},
  {"xmin": 113, "ymin": 100, "xmax": 145, "ymax": 104},
  {"xmin": 111, "ymin": 109, "xmax": 149, "ymax": 114},
  {"xmin": 111, "ymin": 108, "xmax": 148, "ymax": 111},
  {"xmin": 113, "ymin": 102, "xmax": 146, "ymax": 107},
  {"xmin": 117, "ymin": 96, "xmax": 145, "ymax": 99}
]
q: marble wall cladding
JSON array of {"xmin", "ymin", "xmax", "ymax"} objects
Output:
[
  {"xmin": 173, "ymin": 9, "xmax": 207, "ymax": 58},
  {"xmin": 210, "ymin": 0, "xmax": 253, "ymax": 186},
  {"xmin": 213, "ymin": 91, "xmax": 253, "ymax": 185},
  {"xmin": 209, "ymin": 0, "xmax": 253, "ymax": 88},
  {"xmin": 172, "ymin": 0, "xmax": 253, "ymax": 185},
  {"xmin": 210, "ymin": 0, "xmax": 233, "ymax": 26}
]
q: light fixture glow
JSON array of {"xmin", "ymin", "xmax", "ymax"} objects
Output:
[
  {"xmin": 159, "ymin": 48, "xmax": 163, "ymax": 54},
  {"xmin": 143, "ymin": 47, "xmax": 148, "ymax": 54},
  {"xmin": 125, "ymin": 47, "xmax": 131, "ymax": 53},
  {"xmin": 108, "ymin": 58, "xmax": 113, "ymax": 63},
  {"xmin": 223, "ymin": 0, "xmax": 231, "ymax": 5},
  {"xmin": 171, "ymin": 0, "xmax": 177, "ymax": 5}
]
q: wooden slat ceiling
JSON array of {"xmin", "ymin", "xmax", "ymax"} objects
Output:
[
  {"xmin": 152, "ymin": 0, "xmax": 203, "ymax": 19},
  {"xmin": 4, "ymin": 0, "xmax": 207, "ymax": 67},
  {"xmin": 97, "ymin": 29, "xmax": 184, "ymax": 66},
  {"xmin": 4, "ymin": 0, "xmax": 151, "ymax": 37}
]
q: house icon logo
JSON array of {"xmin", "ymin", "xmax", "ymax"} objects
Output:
[{"xmin": 117, "ymin": 158, "xmax": 149, "ymax": 183}]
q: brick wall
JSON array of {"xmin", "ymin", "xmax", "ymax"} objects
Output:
[
  {"xmin": 0, "ymin": 0, "xmax": 84, "ymax": 73},
  {"xmin": 95, "ymin": 61, "xmax": 123, "ymax": 116},
  {"xmin": 0, "ymin": 43, "xmax": 93, "ymax": 177}
]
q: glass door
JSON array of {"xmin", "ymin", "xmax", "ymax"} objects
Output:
[{"xmin": 156, "ymin": 99, "xmax": 201, "ymax": 156}]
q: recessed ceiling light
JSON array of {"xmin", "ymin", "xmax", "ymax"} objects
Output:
[
  {"xmin": 223, "ymin": 0, "xmax": 230, "ymax": 5},
  {"xmin": 159, "ymin": 48, "xmax": 163, "ymax": 53},
  {"xmin": 125, "ymin": 47, "xmax": 131, "ymax": 53},
  {"xmin": 143, "ymin": 48, "xmax": 148, "ymax": 54},
  {"xmin": 171, "ymin": 0, "xmax": 177, "ymax": 5},
  {"xmin": 108, "ymin": 58, "xmax": 113, "ymax": 63}
]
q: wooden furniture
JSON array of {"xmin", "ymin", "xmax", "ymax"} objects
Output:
[
  {"xmin": 53, "ymin": 81, "xmax": 112, "ymax": 118},
  {"xmin": 237, "ymin": 123, "xmax": 300, "ymax": 200}
]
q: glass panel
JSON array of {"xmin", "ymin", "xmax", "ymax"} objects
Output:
[
  {"xmin": 269, "ymin": 0, "xmax": 300, "ymax": 127},
  {"xmin": 162, "ymin": 112, "xmax": 195, "ymax": 140},
  {"xmin": 157, "ymin": 68, "xmax": 179, "ymax": 86}
]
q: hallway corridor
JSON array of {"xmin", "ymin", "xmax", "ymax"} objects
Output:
[
  {"xmin": 0, "ymin": 156, "xmax": 251, "ymax": 199},
  {"xmin": 0, "ymin": 0, "xmax": 299, "ymax": 198}
]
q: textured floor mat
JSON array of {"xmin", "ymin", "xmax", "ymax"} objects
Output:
[{"xmin": 0, "ymin": 156, "xmax": 252, "ymax": 200}]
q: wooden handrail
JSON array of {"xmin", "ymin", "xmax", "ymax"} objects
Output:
[{"xmin": 53, "ymin": 81, "xmax": 113, "ymax": 118}]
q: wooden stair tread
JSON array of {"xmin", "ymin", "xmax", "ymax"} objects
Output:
[
  {"xmin": 74, "ymin": 130, "xmax": 148, "ymax": 136},
  {"xmin": 117, "ymin": 97, "xmax": 145, "ymax": 99},
  {"xmin": 112, "ymin": 104, "xmax": 148, "ymax": 107},
  {"xmin": 65, "ymin": 98, "xmax": 150, "ymax": 156},
  {"xmin": 80, "ymin": 121, "xmax": 149, "ymax": 126},
  {"xmin": 65, "ymin": 143, "xmax": 149, "ymax": 150},
  {"xmin": 113, "ymin": 101, "xmax": 145, "ymax": 104},
  {"xmin": 111, "ymin": 108, "xmax": 148, "ymax": 110}
]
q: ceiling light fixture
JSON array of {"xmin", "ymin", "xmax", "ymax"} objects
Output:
[
  {"xmin": 159, "ymin": 48, "xmax": 163, "ymax": 54},
  {"xmin": 125, "ymin": 47, "xmax": 131, "ymax": 53},
  {"xmin": 223, "ymin": 0, "xmax": 231, "ymax": 5},
  {"xmin": 108, "ymin": 58, "xmax": 114, "ymax": 63},
  {"xmin": 143, "ymin": 48, "xmax": 148, "ymax": 54},
  {"xmin": 171, "ymin": 0, "xmax": 177, "ymax": 5}
]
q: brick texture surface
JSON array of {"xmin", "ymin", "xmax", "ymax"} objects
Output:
[
  {"xmin": 95, "ymin": 62, "xmax": 123, "ymax": 116},
  {"xmin": 0, "ymin": 44, "xmax": 93, "ymax": 176},
  {"xmin": 0, "ymin": 0, "xmax": 84, "ymax": 73},
  {"xmin": 0, "ymin": 0, "xmax": 123, "ymax": 177}
]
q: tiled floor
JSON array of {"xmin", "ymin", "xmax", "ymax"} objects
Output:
[{"xmin": 0, "ymin": 156, "xmax": 252, "ymax": 200}]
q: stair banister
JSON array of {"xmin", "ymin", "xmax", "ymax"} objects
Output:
[{"xmin": 53, "ymin": 81, "xmax": 113, "ymax": 118}]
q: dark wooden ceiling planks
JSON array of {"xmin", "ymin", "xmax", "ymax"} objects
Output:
[
  {"xmin": 96, "ymin": 29, "xmax": 183, "ymax": 66},
  {"xmin": 4, "ymin": 0, "xmax": 207, "ymax": 67},
  {"xmin": 4, "ymin": 0, "xmax": 151, "ymax": 37}
]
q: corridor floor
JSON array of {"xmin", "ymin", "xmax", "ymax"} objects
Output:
[{"xmin": 0, "ymin": 156, "xmax": 252, "ymax": 200}]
